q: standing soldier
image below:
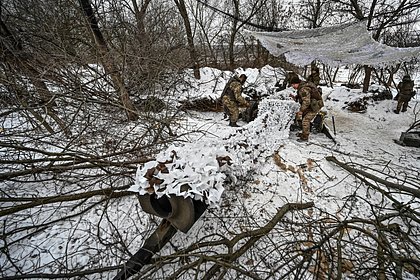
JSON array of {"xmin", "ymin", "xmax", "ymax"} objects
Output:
[
  {"xmin": 290, "ymin": 76, "xmax": 324, "ymax": 141},
  {"xmin": 394, "ymin": 75, "xmax": 415, "ymax": 114},
  {"xmin": 307, "ymin": 61, "xmax": 321, "ymax": 86},
  {"xmin": 221, "ymin": 74, "xmax": 250, "ymax": 127}
]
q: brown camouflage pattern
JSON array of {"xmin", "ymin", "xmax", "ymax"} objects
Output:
[
  {"xmin": 396, "ymin": 79, "xmax": 415, "ymax": 113},
  {"xmin": 307, "ymin": 70, "xmax": 320, "ymax": 86},
  {"xmin": 282, "ymin": 72, "xmax": 299, "ymax": 88},
  {"xmin": 221, "ymin": 77, "xmax": 249, "ymax": 123},
  {"xmin": 296, "ymin": 81, "xmax": 323, "ymax": 139},
  {"xmin": 222, "ymin": 95, "xmax": 239, "ymax": 122},
  {"xmin": 301, "ymin": 111, "xmax": 318, "ymax": 139},
  {"xmin": 398, "ymin": 79, "xmax": 414, "ymax": 95},
  {"xmin": 307, "ymin": 62, "xmax": 320, "ymax": 86}
]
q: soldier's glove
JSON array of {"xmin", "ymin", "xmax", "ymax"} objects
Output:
[{"xmin": 296, "ymin": 111, "xmax": 303, "ymax": 121}]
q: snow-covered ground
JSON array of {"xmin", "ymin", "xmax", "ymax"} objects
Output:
[
  {"xmin": 170, "ymin": 65, "xmax": 419, "ymax": 207},
  {"xmin": 127, "ymin": 65, "xmax": 420, "ymax": 279},
  {"xmin": 1, "ymin": 65, "xmax": 419, "ymax": 279}
]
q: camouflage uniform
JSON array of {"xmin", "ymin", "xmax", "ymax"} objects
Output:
[
  {"xmin": 281, "ymin": 72, "xmax": 299, "ymax": 89},
  {"xmin": 221, "ymin": 76, "xmax": 249, "ymax": 126},
  {"xmin": 296, "ymin": 81, "xmax": 324, "ymax": 140},
  {"xmin": 395, "ymin": 76, "xmax": 415, "ymax": 113},
  {"xmin": 307, "ymin": 62, "xmax": 320, "ymax": 86}
]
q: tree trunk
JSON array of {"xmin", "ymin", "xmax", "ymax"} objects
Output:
[
  {"xmin": 362, "ymin": 65, "xmax": 372, "ymax": 93},
  {"xmin": 29, "ymin": 75, "xmax": 72, "ymax": 136},
  {"xmin": 0, "ymin": 18, "xmax": 70, "ymax": 135},
  {"xmin": 228, "ymin": 0, "xmax": 240, "ymax": 70},
  {"xmin": 174, "ymin": 0, "xmax": 201, "ymax": 79},
  {"xmin": 387, "ymin": 64, "xmax": 400, "ymax": 86},
  {"xmin": 132, "ymin": 0, "xmax": 152, "ymax": 46},
  {"xmin": 78, "ymin": 0, "xmax": 138, "ymax": 121},
  {"xmin": 347, "ymin": 0, "xmax": 377, "ymax": 93}
]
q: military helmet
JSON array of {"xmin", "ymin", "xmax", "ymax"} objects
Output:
[
  {"xmin": 290, "ymin": 76, "xmax": 301, "ymax": 85},
  {"xmin": 403, "ymin": 75, "xmax": 411, "ymax": 81}
]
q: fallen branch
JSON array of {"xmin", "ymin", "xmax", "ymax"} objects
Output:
[
  {"xmin": 0, "ymin": 186, "xmax": 133, "ymax": 217},
  {"xmin": 0, "ymin": 265, "xmax": 123, "ymax": 279},
  {"xmin": 0, "ymin": 142, "xmax": 153, "ymax": 181},
  {"xmin": 326, "ymin": 156, "xmax": 420, "ymax": 199},
  {"xmin": 202, "ymin": 202, "xmax": 314, "ymax": 280}
]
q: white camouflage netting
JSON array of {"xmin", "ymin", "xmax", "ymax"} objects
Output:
[
  {"xmin": 246, "ymin": 21, "xmax": 420, "ymax": 67},
  {"xmin": 130, "ymin": 100, "xmax": 299, "ymax": 207}
]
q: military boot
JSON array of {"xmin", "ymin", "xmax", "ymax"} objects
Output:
[
  {"xmin": 297, "ymin": 133, "xmax": 309, "ymax": 142},
  {"xmin": 229, "ymin": 121, "xmax": 239, "ymax": 127}
]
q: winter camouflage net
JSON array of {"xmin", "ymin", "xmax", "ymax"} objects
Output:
[
  {"xmin": 246, "ymin": 21, "xmax": 420, "ymax": 67},
  {"xmin": 130, "ymin": 100, "xmax": 299, "ymax": 207}
]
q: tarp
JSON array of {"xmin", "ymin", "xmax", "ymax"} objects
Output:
[{"xmin": 246, "ymin": 21, "xmax": 420, "ymax": 67}]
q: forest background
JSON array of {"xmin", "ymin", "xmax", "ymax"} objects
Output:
[{"xmin": 1, "ymin": 0, "xmax": 420, "ymax": 279}]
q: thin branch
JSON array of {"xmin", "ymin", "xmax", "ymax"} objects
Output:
[{"xmin": 0, "ymin": 186, "xmax": 133, "ymax": 217}]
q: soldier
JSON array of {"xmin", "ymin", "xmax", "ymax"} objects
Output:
[
  {"xmin": 307, "ymin": 61, "xmax": 320, "ymax": 86},
  {"xmin": 290, "ymin": 76, "xmax": 324, "ymax": 141},
  {"xmin": 394, "ymin": 75, "xmax": 415, "ymax": 114},
  {"xmin": 221, "ymin": 74, "xmax": 250, "ymax": 127},
  {"xmin": 279, "ymin": 71, "xmax": 299, "ymax": 90}
]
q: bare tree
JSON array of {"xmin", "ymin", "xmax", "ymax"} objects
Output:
[
  {"xmin": 78, "ymin": 0, "xmax": 138, "ymax": 121},
  {"xmin": 190, "ymin": 0, "xmax": 225, "ymax": 67},
  {"xmin": 332, "ymin": 0, "xmax": 420, "ymax": 92},
  {"xmin": 132, "ymin": 0, "xmax": 153, "ymax": 45},
  {"xmin": 174, "ymin": 0, "xmax": 201, "ymax": 79},
  {"xmin": 0, "ymin": 9, "xmax": 71, "ymax": 135},
  {"xmin": 2, "ymin": 1, "xmax": 420, "ymax": 279},
  {"xmin": 300, "ymin": 0, "xmax": 334, "ymax": 28},
  {"xmin": 227, "ymin": 0, "xmax": 272, "ymax": 69}
]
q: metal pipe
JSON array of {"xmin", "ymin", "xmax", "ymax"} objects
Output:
[
  {"xmin": 113, "ymin": 199, "xmax": 208, "ymax": 280},
  {"xmin": 112, "ymin": 219, "xmax": 177, "ymax": 280}
]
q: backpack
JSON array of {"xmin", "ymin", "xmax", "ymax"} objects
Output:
[
  {"xmin": 400, "ymin": 80, "xmax": 414, "ymax": 95},
  {"xmin": 305, "ymin": 82, "xmax": 324, "ymax": 111},
  {"xmin": 221, "ymin": 77, "xmax": 238, "ymax": 100}
]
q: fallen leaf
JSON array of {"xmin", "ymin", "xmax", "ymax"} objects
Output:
[{"xmin": 273, "ymin": 151, "xmax": 287, "ymax": 171}]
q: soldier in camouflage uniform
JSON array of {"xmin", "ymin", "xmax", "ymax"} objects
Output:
[
  {"xmin": 394, "ymin": 75, "xmax": 415, "ymax": 114},
  {"xmin": 307, "ymin": 61, "xmax": 320, "ymax": 86},
  {"xmin": 290, "ymin": 76, "xmax": 324, "ymax": 141},
  {"xmin": 279, "ymin": 71, "xmax": 299, "ymax": 90},
  {"xmin": 221, "ymin": 74, "xmax": 250, "ymax": 127}
]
